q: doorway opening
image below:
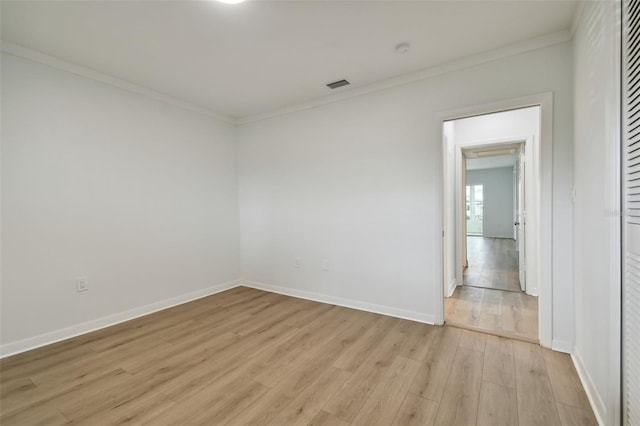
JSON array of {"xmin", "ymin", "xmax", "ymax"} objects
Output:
[
  {"xmin": 463, "ymin": 144, "xmax": 523, "ymax": 293},
  {"xmin": 441, "ymin": 106, "xmax": 540, "ymax": 343}
]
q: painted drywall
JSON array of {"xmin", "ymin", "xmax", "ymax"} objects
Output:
[
  {"xmin": 238, "ymin": 41, "xmax": 574, "ymax": 346},
  {"xmin": 453, "ymin": 107, "xmax": 540, "ymax": 141},
  {"xmin": 572, "ymin": 1, "xmax": 620, "ymax": 424},
  {"xmin": 466, "ymin": 167, "xmax": 515, "ymax": 238},
  {"xmin": 0, "ymin": 53, "xmax": 241, "ymax": 350}
]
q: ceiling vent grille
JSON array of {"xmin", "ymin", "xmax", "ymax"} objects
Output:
[{"xmin": 326, "ymin": 79, "xmax": 350, "ymax": 89}]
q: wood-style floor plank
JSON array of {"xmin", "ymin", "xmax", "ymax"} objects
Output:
[
  {"xmin": 409, "ymin": 326, "xmax": 461, "ymax": 402},
  {"xmin": 458, "ymin": 330, "xmax": 487, "ymax": 353},
  {"xmin": 308, "ymin": 410, "xmax": 351, "ymax": 426},
  {"xmin": 268, "ymin": 366, "xmax": 352, "ymax": 426},
  {"xmin": 556, "ymin": 402, "xmax": 599, "ymax": 426},
  {"xmin": 433, "ymin": 347, "xmax": 484, "ymax": 426},
  {"xmin": 464, "ymin": 236, "xmax": 521, "ymax": 292},
  {"xmin": 392, "ymin": 393, "xmax": 439, "ymax": 426},
  {"xmin": 0, "ymin": 287, "xmax": 595, "ymax": 426},
  {"xmin": 542, "ymin": 348, "xmax": 592, "ymax": 410},
  {"xmin": 332, "ymin": 315, "xmax": 396, "ymax": 372},
  {"xmin": 513, "ymin": 340, "xmax": 562, "ymax": 426},
  {"xmin": 446, "ymin": 285, "xmax": 538, "ymax": 342},
  {"xmin": 483, "ymin": 335, "xmax": 516, "ymax": 388},
  {"xmin": 476, "ymin": 381, "xmax": 519, "ymax": 426},
  {"xmin": 351, "ymin": 355, "xmax": 420, "ymax": 426},
  {"xmin": 447, "ymin": 235, "xmax": 538, "ymax": 342},
  {"xmin": 323, "ymin": 323, "xmax": 409, "ymax": 422}
]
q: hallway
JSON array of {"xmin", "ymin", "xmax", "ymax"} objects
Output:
[
  {"xmin": 447, "ymin": 236, "xmax": 538, "ymax": 342},
  {"xmin": 445, "ymin": 286, "xmax": 538, "ymax": 342},
  {"xmin": 464, "ymin": 236, "xmax": 521, "ymax": 292}
]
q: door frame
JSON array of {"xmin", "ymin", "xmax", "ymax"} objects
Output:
[
  {"xmin": 434, "ymin": 92, "xmax": 553, "ymax": 349},
  {"xmin": 517, "ymin": 143, "xmax": 526, "ymax": 291},
  {"xmin": 456, "ymin": 137, "xmax": 533, "ymax": 295}
]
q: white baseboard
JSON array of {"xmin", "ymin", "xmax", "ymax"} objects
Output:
[
  {"xmin": 242, "ymin": 280, "xmax": 435, "ymax": 325},
  {"xmin": 447, "ymin": 279, "xmax": 458, "ymax": 297},
  {"xmin": 571, "ymin": 348, "xmax": 606, "ymax": 426},
  {"xmin": 551, "ymin": 339, "xmax": 572, "ymax": 354},
  {"xmin": 0, "ymin": 279, "xmax": 242, "ymax": 358}
]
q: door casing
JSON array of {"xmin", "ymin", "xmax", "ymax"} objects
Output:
[{"xmin": 435, "ymin": 93, "xmax": 553, "ymax": 349}]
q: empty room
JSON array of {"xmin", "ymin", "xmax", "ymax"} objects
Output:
[{"xmin": 0, "ymin": 0, "xmax": 633, "ymax": 425}]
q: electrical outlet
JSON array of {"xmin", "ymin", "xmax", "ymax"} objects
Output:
[
  {"xmin": 76, "ymin": 277, "xmax": 89, "ymax": 292},
  {"xmin": 321, "ymin": 259, "xmax": 329, "ymax": 271},
  {"xmin": 295, "ymin": 258, "xmax": 302, "ymax": 268}
]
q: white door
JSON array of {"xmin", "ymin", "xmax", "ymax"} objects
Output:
[
  {"xmin": 516, "ymin": 145, "xmax": 526, "ymax": 291},
  {"xmin": 461, "ymin": 156, "xmax": 468, "ymax": 269}
]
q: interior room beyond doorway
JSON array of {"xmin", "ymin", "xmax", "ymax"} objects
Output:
[
  {"xmin": 464, "ymin": 148, "xmax": 522, "ymax": 293},
  {"xmin": 442, "ymin": 106, "xmax": 541, "ymax": 343},
  {"xmin": 464, "ymin": 236, "xmax": 520, "ymax": 292}
]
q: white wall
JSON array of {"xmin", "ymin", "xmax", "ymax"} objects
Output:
[
  {"xmin": 466, "ymin": 167, "xmax": 515, "ymax": 238},
  {"xmin": 453, "ymin": 106, "xmax": 540, "ymax": 142},
  {"xmin": 1, "ymin": 53, "xmax": 241, "ymax": 352},
  {"xmin": 238, "ymin": 40, "xmax": 574, "ymax": 345},
  {"xmin": 572, "ymin": 1, "xmax": 620, "ymax": 424}
]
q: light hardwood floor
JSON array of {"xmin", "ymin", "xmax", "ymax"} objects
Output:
[
  {"xmin": 445, "ymin": 285, "xmax": 539, "ymax": 342},
  {"xmin": 465, "ymin": 236, "xmax": 521, "ymax": 292},
  {"xmin": 1, "ymin": 287, "xmax": 593, "ymax": 425}
]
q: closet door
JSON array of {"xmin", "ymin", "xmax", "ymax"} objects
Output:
[{"xmin": 623, "ymin": 0, "xmax": 640, "ymax": 423}]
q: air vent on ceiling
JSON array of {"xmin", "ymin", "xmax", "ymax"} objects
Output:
[{"xmin": 326, "ymin": 79, "xmax": 350, "ymax": 89}]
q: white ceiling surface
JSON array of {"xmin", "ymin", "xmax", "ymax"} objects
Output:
[
  {"xmin": 1, "ymin": 1, "xmax": 578, "ymax": 120},
  {"xmin": 467, "ymin": 155, "xmax": 517, "ymax": 171}
]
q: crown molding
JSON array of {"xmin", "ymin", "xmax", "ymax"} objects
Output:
[
  {"xmin": 570, "ymin": 0, "xmax": 587, "ymax": 37},
  {"xmin": 0, "ymin": 41, "xmax": 235, "ymax": 124},
  {"xmin": 2, "ymin": 27, "xmax": 574, "ymax": 128},
  {"xmin": 237, "ymin": 29, "xmax": 572, "ymax": 125}
]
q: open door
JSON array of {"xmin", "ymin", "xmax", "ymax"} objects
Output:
[
  {"xmin": 461, "ymin": 155, "xmax": 468, "ymax": 271},
  {"xmin": 516, "ymin": 144, "xmax": 526, "ymax": 291}
]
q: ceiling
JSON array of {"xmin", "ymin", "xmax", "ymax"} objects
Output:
[{"xmin": 1, "ymin": 1, "xmax": 579, "ymax": 120}]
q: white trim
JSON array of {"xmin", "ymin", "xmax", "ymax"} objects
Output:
[
  {"xmin": 447, "ymin": 279, "xmax": 458, "ymax": 298},
  {"xmin": 570, "ymin": 1, "xmax": 587, "ymax": 38},
  {"xmin": 538, "ymin": 94, "xmax": 554, "ymax": 350},
  {"xmin": 608, "ymin": 3, "xmax": 622, "ymax": 425},
  {"xmin": 453, "ymin": 135, "xmax": 536, "ymax": 295},
  {"xmin": 551, "ymin": 339, "xmax": 573, "ymax": 354},
  {"xmin": 0, "ymin": 41, "xmax": 234, "ymax": 124},
  {"xmin": 0, "ymin": 279, "xmax": 243, "ymax": 358},
  {"xmin": 238, "ymin": 30, "xmax": 572, "ymax": 124},
  {"xmin": 572, "ymin": 349, "xmax": 607, "ymax": 426},
  {"xmin": 435, "ymin": 93, "xmax": 554, "ymax": 349},
  {"xmin": 242, "ymin": 280, "xmax": 435, "ymax": 325},
  {"xmin": 2, "ymin": 30, "xmax": 572, "ymax": 127}
]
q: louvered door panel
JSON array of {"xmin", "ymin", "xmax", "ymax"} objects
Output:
[{"xmin": 624, "ymin": 0, "xmax": 640, "ymax": 424}]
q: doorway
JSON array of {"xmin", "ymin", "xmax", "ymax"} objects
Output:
[
  {"xmin": 463, "ymin": 145, "xmax": 523, "ymax": 293},
  {"xmin": 441, "ymin": 106, "xmax": 541, "ymax": 343}
]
